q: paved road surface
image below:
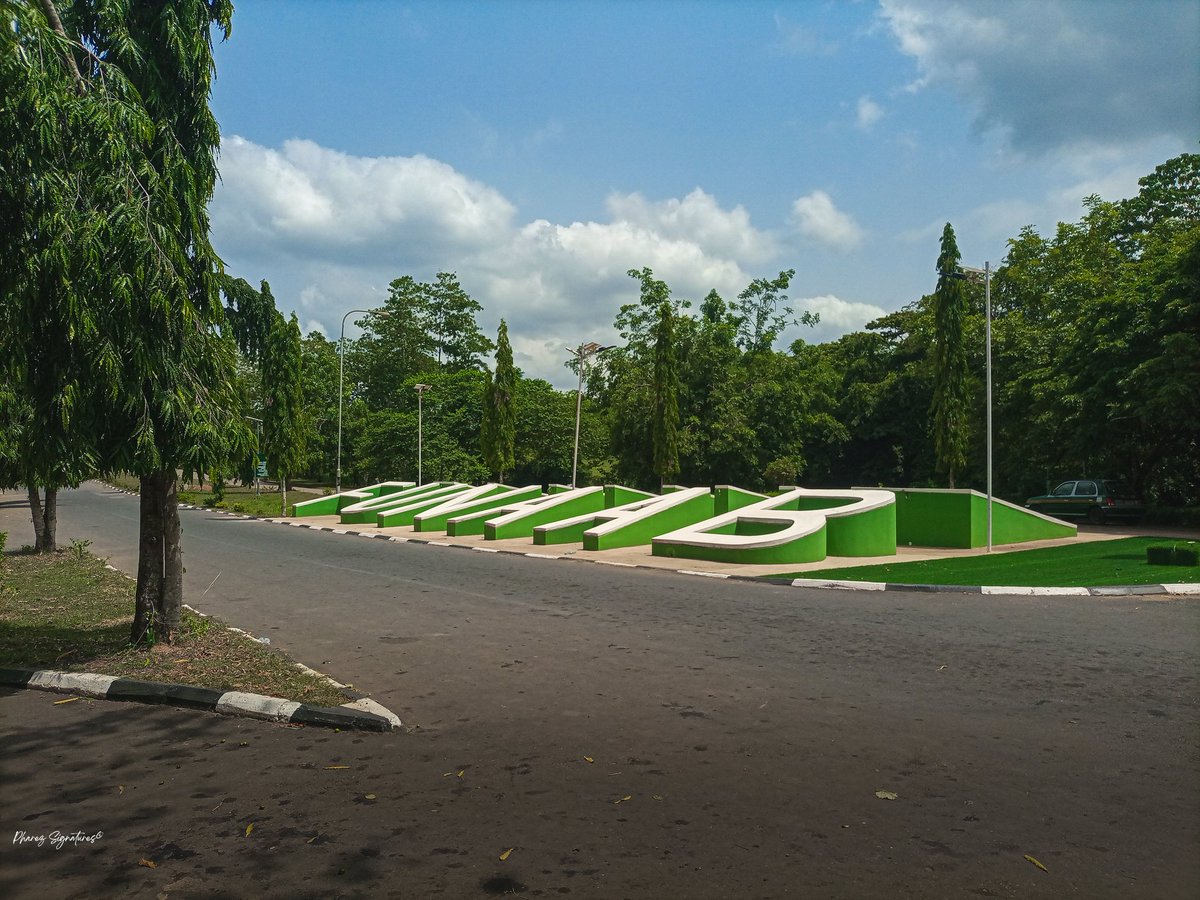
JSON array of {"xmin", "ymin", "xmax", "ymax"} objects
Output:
[{"xmin": 1, "ymin": 483, "xmax": 1197, "ymax": 899}]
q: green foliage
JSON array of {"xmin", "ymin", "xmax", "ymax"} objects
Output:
[
  {"xmin": 481, "ymin": 320, "xmax": 517, "ymax": 481},
  {"xmin": 262, "ymin": 313, "xmax": 307, "ymax": 489},
  {"xmin": 930, "ymin": 223, "xmax": 971, "ymax": 488},
  {"xmin": 651, "ymin": 301, "xmax": 680, "ymax": 484}
]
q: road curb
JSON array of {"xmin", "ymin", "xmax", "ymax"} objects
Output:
[
  {"xmin": 0, "ymin": 667, "xmax": 397, "ymax": 732},
  {"xmin": 92, "ymin": 481, "xmax": 1200, "ymax": 597}
]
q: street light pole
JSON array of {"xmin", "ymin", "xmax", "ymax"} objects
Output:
[
  {"xmin": 566, "ymin": 342, "xmax": 613, "ymax": 489},
  {"xmin": 414, "ymin": 383, "xmax": 432, "ymax": 485},
  {"xmin": 336, "ymin": 307, "xmax": 388, "ymax": 495}
]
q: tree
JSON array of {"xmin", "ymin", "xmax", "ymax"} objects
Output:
[
  {"xmin": 0, "ymin": 1, "xmax": 249, "ymax": 643},
  {"xmin": 930, "ymin": 223, "xmax": 971, "ymax": 488},
  {"xmin": 481, "ymin": 320, "xmax": 516, "ymax": 482},
  {"xmin": 733, "ymin": 269, "xmax": 814, "ymax": 354},
  {"xmin": 651, "ymin": 301, "xmax": 680, "ymax": 487},
  {"xmin": 263, "ymin": 313, "xmax": 307, "ymax": 514},
  {"xmin": 428, "ymin": 272, "xmax": 494, "ymax": 371}
]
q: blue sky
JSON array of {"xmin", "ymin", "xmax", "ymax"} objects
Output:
[{"xmin": 208, "ymin": 0, "xmax": 1199, "ymax": 386}]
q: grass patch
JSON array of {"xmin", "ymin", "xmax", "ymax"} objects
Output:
[
  {"xmin": 177, "ymin": 486, "xmax": 295, "ymax": 519},
  {"xmin": 784, "ymin": 537, "xmax": 1200, "ymax": 587},
  {"xmin": 0, "ymin": 550, "xmax": 348, "ymax": 707}
]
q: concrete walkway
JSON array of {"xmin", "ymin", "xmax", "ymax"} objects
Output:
[{"xmin": 285, "ymin": 512, "xmax": 1179, "ymax": 579}]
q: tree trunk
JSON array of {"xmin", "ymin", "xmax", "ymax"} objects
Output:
[
  {"xmin": 41, "ymin": 488, "xmax": 57, "ymax": 552},
  {"xmin": 280, "ymin": 474, "xmax": 287, "ymax": 516},
  {"xmin": 131, "ymin": 472, "xmax": 164, "ymax": 646},
  {"xmin": 27, "ymin": 485, "xmax": 44, "ymax": 552},
  {"xmin": 160, "ymin": 471, "xmax": 183, "ymax": 643}
]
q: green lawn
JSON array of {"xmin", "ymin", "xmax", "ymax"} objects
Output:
[
  {"xmin": 785, "ymin": 537, "xmax": 1199, "ymax": 587},
  {"xmin": 0, "ymin": 549, "xmax": 348, "ymax": 706}
]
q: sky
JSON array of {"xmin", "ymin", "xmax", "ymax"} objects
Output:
[{"xmin": 207, "ymin": 0, "xmax": 1200, "ymax": 388}]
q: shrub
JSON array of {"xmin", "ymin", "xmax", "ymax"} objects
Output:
[
  {"xmin": 1147, "ymin": 542, "xmax": 1199, "ymax": 567},
  {"xmin": 0, "ymin": 530, "xmax": 6, "ymax": 563},
  {"xmin": 232, "ymin": 503, "xmax": 245, "ymax": 513}
]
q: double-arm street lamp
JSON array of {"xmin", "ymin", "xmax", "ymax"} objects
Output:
[
  {"xmin": 336, "ymin": 307, "xmax": 389, "ymax": 494},
  {"xmin": 414, "ymin": 383, "xmax": 432, "ymax": 485},
  {"xmin": 940, "ymin": 261, "xmax": 994, "ymax": 552},
  {"xmin": 566, "ymin": 341, "xmax": 614, "ymax": 489}
]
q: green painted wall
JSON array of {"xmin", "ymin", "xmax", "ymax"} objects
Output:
[
  {"xmin": 294, "ymin": 482, "xmax": 394, "ymax": 517},
  {"xmin": 414, "ymin": 484, "xmax": 523, "ymax": 532},
  {"xmin": 583, "ymin": 490, "xmax": 718, "ymax": 550},
  {"xmin": 886, "ymin": 489, "xmax": 1075, "ymax": 548},
  {"xmin": 485, "ymin": 486, "xmax": 652, "ymax": 540},
  {"xmin": 826, "ymin": 502, "xmax": 897, "ymax": 556},
  {"xmin": 653, "ymin": 524, "xmax": 828, "ymax": 564},
  {"xmin": 339, "ymin": 482, "xmax": 461, "ymax": 525},
  {"xmin": 444, "ymin": 487, "xmax": 544, "ymax": 536},
  {"xmin": 713, "ymin": 486, "xmax": 767, "ymax": 516}
]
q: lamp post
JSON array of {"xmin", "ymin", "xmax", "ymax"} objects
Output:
[
  {"xmin": 336, "ymin": 307, "xmax": 388, "ymax": 494},
  {"xmin": 566, "ymin": 342, "xmax": 614, "ymax": 489},
  {"xmin": 939, "ymin": 262, "xmax": 994, "ymax": 551},
  {"xmin": 414, "ymin": 383, "xmax": 432, "ymax": 485}
]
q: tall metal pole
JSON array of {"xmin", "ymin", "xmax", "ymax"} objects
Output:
[
  {"xmin": 414, "ymin": 383, "xmax": 431, "ymax": 485},
  {"xmin": 985, "ymin": 260, "xmax": 993, "ymax": 553},
  {"xmin": 336, "ymin": 309, "xmax": 363, "ymax": 495},
  {"xmin": 571, "ymin": 347, "xmax": 585, "ymax": 489}
]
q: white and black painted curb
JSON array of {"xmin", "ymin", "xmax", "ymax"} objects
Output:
[
  {"xmin": 0, "ymin": 668, "xmax": 399, "ymax": 732},
  {"xmin": 94, "ymin": 481, "xmax": 1200, "ymax": 598}
]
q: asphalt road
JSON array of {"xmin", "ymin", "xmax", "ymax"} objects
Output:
[{"xmin": 2, "ymin": 483, "xmax": 1198, "ymax": 899}]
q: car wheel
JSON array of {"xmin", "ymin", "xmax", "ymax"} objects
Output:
[{"xmin": 1087, "ymin": 507, "xmax": 1105, "ymax": 525}]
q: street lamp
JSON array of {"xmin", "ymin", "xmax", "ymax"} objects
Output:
[
  {"xmin": 244, "ymin": 415, "xmax": 263, "ymax": 497},
  {"xmin": 414, "ymin": 383, "xmax": 432, "ymax": 485},
  {"xmin": 566, "ymin": 342, "xmax": 614, "ymax": 489},
  {"xmin": 940, "ymin": 261, "xmax": 994, "ymax": 552},
  {"xmin": 336, "ymin": 307, "xmax": 389, "ymax": 494}
]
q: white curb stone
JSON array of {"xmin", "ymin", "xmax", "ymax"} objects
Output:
[
  {"xmin": 29, "ymin": 670, "xmax": 117, "ymax": 698},
  {"xmin": 215, "ymin": 691, "xmax": 301, "ymax": 722},
  {"xmin": 341, "ymin": 697, "xmax": 403, "ymax": 728}
]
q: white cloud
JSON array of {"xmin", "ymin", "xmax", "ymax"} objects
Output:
[
  {"xmin": 790, "ymin": 191, "xmax": 865, "ymax": 250},
  {"xmin": 213, "ymin": 137, "xmax": 517, "ymax": 264},
  {"xmin": 856, "ymin": 95, "xmax": 884, "ymax": 130},
  {"xmin": 605, "ymin": 189, "xmax": 777, "ymax": 263},
  {"xmin": 772, "ymin": 13, "xmax": 838, "ymax": 56},
  {"xmin": 212, "ymin": 137, "xmax": 774, "ymax": 385},
  {"xmin": 877, "ymin": 0, "xmax": 1200, "ymax": 155},
  {"xmin": 800, "ymin": 295, "xmax": 888, "ymax": 332}
]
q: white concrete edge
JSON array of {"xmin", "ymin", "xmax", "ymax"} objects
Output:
[
  {"xmin": 215, "ymin": 691, "xmax": 301, "ymax": 722},
  {"xmin": 678, "ymin": 569, "xmax": 730, "ymax": 579},
  {"xmin": 28, "ymin": 670, "xmax": 117, "ymax": 697},
  {"xmin": 981, "ymin": 585, "xmax": 1091, "ymax": 596},
  {"xmin": 340, "ymin": 697, "xmax": 403, "ymax": 728},
  {"xmin": 1162, "ymin": 583, "xmax": 1200, "ymax": 595},
  {"xmin": 344, "ymin": 482, "xmax": 464, "ymax": 516},
  {"xmin": 797, "ymin": 579, "xmax": 887, "ymax": 591}
]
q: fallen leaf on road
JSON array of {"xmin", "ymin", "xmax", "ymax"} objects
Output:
[
  {"xmin": 652, "ymin": 795, "xmax": 663, "ymax": 801},
  {"xmin": 53, "ymin": 697, "xmax": 79, "ymax": 705},
  {"xmin": 457, "ymin": 770, "xmax": 465, "ymax": 778},
  {"xmin": 245, "ymin": 823, "xmax": 254, "ymax": 837},
  {"xmin": 118, "ymin": 785, "xmax": 124, "ymax": 795},
  {"xmin": 937, "ymin": 665, "xmax": 947, "ymax": 671},
  {"xmin": 324, "ymin": 765, "xmax": 350, "ymax": 770},
  {"xmin": 306, "ymin": 835, "xmax": 319, "ymax": 844},
  {"xmin": 875, "ymin": 790, "xmax": 899, "ymax": 800},
  {"xmin": 138, "ymin": 858, "xmax": 157, "ymax": 868},
  {"xmin": 1024, "ymin": 854, "xmax": 1048, "ymax": 872},
  {"xmin": 583, "ymin": 757, "xmax": 594, "ymax": 763},
  {"xmin": 613, "ymin": 795, "xmax": 632, "ymax": 805},
  {"xmin": 365, "ymin": 793, "xmax": 376, "ymax": 800},
  {"xmin": 499, "ymin": 848, "xmax": 513, "ymax": 861}
]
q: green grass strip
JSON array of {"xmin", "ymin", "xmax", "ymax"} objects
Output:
[{"xmin": 784, "ymin": 537, "xmax": 1199, "ymax": 587}]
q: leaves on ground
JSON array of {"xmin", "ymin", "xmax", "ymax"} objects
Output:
[
  {"xmin": 499, "ymin": 848, "xmax": 513, "ymax": 861},
  {"xmin": 1024, "ymin": 854, "xmax": 1048, "ymax": 872},
  {"xmin": 613, "ymin": 795, "xmax": 632, "ymax": 804},
  {"xmin": 874, "ymin": 790, "xmax": 899, "ymax": 800},
  {"xmin": 138, "ymin": 858, "xmax": 157, "ymax": 868},
  {"xmin": 324, "ymin": 765, "xmax": 350, "ymax": 770},
  {"xmin": 52, "ymin": 697, "xmax": 79, "ymax": 705},
  {"xmin": 245, "ymin": 823, "xmax": 254, "ymax": 837},
  {"xmin": 583, "ymin": 756, "xmax": 594, "ymax": 763}
]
